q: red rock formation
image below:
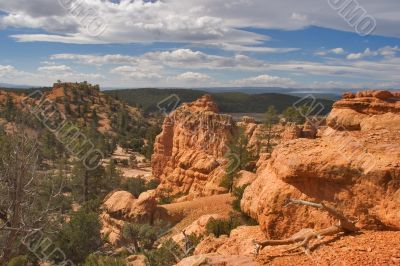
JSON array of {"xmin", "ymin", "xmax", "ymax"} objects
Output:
[
  {"xmin": 194, "ymin": 226, "xmax": 265, "ymax": 256},
  {"xmin": 281, "ymin": 117, "xmax": 323, "ymax": 141},
  {"xmin": 171, "ymin": 214, "xmax": 224, "ymax": 248},
  {"xmin": 152, "ymin": 95, "xmax": 235, "ymax": 199},
  {"xmin": 241, "ymin": 90, "xmax": 400, "ymax": 239},
  {"xmin": 238, "ymin": 116, "xmax": 285, "ymax": 154},
  {"xmin": 281, "ymin": 124, "xmax": 302, "ymax": 140},
  {"xmin": 328, "ymin": 90, "xmax": 400, "ymax": 130},
  {"xmin": 100, "ymin": 190, "xmax": 158, "ymax": 244},
  {"xmin": 234, "ymin": 170, "xmax": 257, "ymax": 189}
]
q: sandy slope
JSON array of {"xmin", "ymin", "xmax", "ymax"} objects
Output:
[
  {"xmin": 160, "ymin": 194, "xmax": 233, "ymax": 237},
  {"xmin": 256, "ymin": 231, "xmax": 400, "ymax": 265}
]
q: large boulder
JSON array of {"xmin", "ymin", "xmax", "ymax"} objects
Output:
[
  {"xmin": 241, "ymin": 90, "xmax": 400, "ymax": 239},
  {"xmin": 100, "ymin": 190, "xmax": 158, "ymax": 245}
]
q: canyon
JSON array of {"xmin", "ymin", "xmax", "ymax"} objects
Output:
[{"xmin": 99, "ymin": 90, "xmax": 399, "ymax": 265}]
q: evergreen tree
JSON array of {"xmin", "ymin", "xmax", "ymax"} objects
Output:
[
  {"xmin": 70, "ymin": 160, "xmax": 105, "ymax": 203},
  {"xmin": 263, "ymin": 105, "xmax": 279, "ymax": 153},
  {"xmin": 64, "ymin": 100, "xmax": 72, "ymax": 116},
  {"xmin": 91, "ymin": 108, "xmax": 99, "ymax": 128},
  {"xmin": 56, "ymin": 209, "xmax": 102, "ymax": 264},
  {"xmin": 282, "ymin": 105, "xmax": 311, "ymax": 125},
  {"xmin": 5, "ymin": 94, "xmax": 14, "ymax": 121},
  {"xmin": 122, "ymin": 223, "xmax": 158, "ymax": 253},
  {"xmin": 221, "ymin": 128, "xmax": 254, "ymax": 192}
]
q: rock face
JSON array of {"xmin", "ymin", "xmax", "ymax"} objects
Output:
[
  {"xmin": 100, "ymin": 190, "xmax": 158, "ymax": 244},
  {"xmin": 281, "ymin": 124, "xmax": 302, "ymax": 140},
  {"xmin": 152, "ymin": 95, "xmax": 234, "ymax": 198},
  {"xmin": 241, "ymin": 90, "xmax": 400, "ymax": 239},
  {"xmin": 238, "ymin": 117, "xmax": 288, "ymax": 154},
  {"xmin": 327, "ymin": 90, "xmax": 400, "ymax": 131},
  {"xmin": 234, "ymin": 170, "xmax": 257, "ymax": 189},
  {"xmin": 281, "ymin": 120, "xmax": 321, "ymax": 140}
]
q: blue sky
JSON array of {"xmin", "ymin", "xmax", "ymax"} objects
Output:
[{"xmin": 0, "ymin": 0, "xmax": 399, "ymax": 89}]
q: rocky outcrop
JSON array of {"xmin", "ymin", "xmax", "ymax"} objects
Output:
[
  {"xmin": 171, "ymin": 214, "xmax": 224, "ymax": 248},
  {"xmin": 281, "ymin": 119, "xmax": 321, "ymax": 140},
  {"xmin": 194, "ymin": 226, "xmax": 265, "ymax": 256},
  {"xmin": 100, "ymin": 190, "xmax": 158, "ymax": 244},
  {"xmin": 238, "ymin": 117, "xmax": 266, "ymax": 154},
  {"xmin": 234, "ymin": 170, "xmax": 257, "ymax": 189},
  {"xmin": 152, "ymin": 95, "xmax": 234, "ymax": 198},
  {"xmin": 238, "ymin": 116, "xmax": 287, "ymax": 154},
  {"xmin": 327, "ymin": 90, "xmax": 400, "ymax": 130},
  {"xmin": 2, "ymin": 82, "xmax": 145, "ymax": 136},
  {"xmin": 241, "ymin": 90, "xmax": 400, "ymax": 239},
  {"xmin": 102, "ymin": 190, "xmax": 157, "ymax": 223},
  {"xmin": 281, "ymin": 124, "xmax": 302, "ymax": 140}
]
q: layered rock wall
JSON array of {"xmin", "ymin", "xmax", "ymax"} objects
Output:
[{"xmin": 152, "ymin": 95, "xmax": 235, "ymax": 198}]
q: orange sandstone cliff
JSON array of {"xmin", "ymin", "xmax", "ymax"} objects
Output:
[{"xmin": 152, "ymin": 95, "xmax": 235, "ymax": 199}]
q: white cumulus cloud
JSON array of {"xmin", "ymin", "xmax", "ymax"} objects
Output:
[{"xmin": 234, "ymin": 74, "xmax": 297, "ymax": 87}]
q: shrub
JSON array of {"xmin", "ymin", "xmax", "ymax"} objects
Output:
[
  {"xmin": 121, "ymin": 178, "xmax": 147, "ymax": 198},
  {"xmin": 206, "ymin": 216, "xmax": 241, "ymax": 238},
  {"xmin": 157, "ymin": 192, "xmax": 185, "ymax": 205},
  {"xmin": 56, "ymin": 209, "xmax": 103, "ymax": 264},
  {"xmin": 121, "ymin": 178, "xmax": 160, "ymax": 198},
  {"xmin": 7, "ymin": 255, "xmax": 32, "ymax": 266},
  {"xmin": 145, "ymin": 239, "xmax": 181, "ymax": 266},
  {"xmin": 231, "ymin": 185, "xmax": 248, "ymax": 212},
  {"xmin": 122, "ymin": 223, "xmax": 158, "ymax": 252}
]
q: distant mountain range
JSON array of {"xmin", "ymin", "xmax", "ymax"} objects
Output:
[
  {"xmin": 0, "ymin": 82, "xmax": 39, "ymax": 89},
  {"xmin": 3, "ymin": 83, "xmax": 397, "ymax": 114},
  {"xmin": 105, "ymin": 88, "xmax": 335, "ymax": 114},
  {"xmin": 2, "ymin": 82, "xmax": 396, "ymax": 99}
]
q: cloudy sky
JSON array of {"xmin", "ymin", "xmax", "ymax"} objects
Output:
[{"xmin": 0, "ymin": 0, "xmax": 399, "ymax": 89}]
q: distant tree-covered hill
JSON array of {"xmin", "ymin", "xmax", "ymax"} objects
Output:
[{"xmin": 105, "ymin": 88, "xmax": 334, "ymax": 114}]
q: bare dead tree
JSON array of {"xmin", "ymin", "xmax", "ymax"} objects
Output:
[
  {"xmin": 253, "ymin": 198, "xmax": 359, "ymax": 255},
  {"xmin": 0, "ymin": 133, "xmax": 62, "ymax": 265}
]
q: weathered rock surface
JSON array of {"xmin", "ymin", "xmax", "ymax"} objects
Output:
[
  {"xmin": 152, "ymin": 95, "xmax": 234, "ymax": 198},
  {"xmin": 100, "ymin": 190, "xmax": 158, "ymax": 244},
  {"xmin": 242, "ymin": 90, "xmax": 400, "ymax": 239},
  {"xmin": 234, "ymin": 170, "xmax": 257, "ymax": 189},
  {"xmin": 194, "ymin": 226, "xmax": 265, "ymax": 256},
  {"xmin": 238, "ymin": 117, "xmax": 285, "ymax": 154},
  {"xmin": 280, "ymin": 124, "xmax": 302, "ymax": 140},
  {"xmin": 281, "ymin": 120, "xmax": 320, "ymax": 140},
  {"xmin": 327, "ymin": 90, "xmax": 400, "ymax": 130}
]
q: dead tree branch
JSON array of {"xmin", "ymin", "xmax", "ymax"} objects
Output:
[{"xmin": 254, "ymin": 198, "xmax": 359, "ymax": 255}]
